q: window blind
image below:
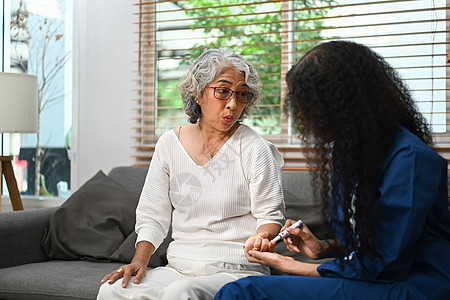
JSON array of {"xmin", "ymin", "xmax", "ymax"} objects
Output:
[{"xmin": 133, "ymin": 0, "xmax": 449, "ymax": 170}]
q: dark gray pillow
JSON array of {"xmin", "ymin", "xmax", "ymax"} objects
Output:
[
  {"xmin": 42, "ymin": 170, "xmax": 139, "ymax": 262},
  {"xmin": 42, "ymin": 170, "xmax": 171, "ymax": 267}
]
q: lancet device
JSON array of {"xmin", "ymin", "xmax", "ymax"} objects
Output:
[{"xmin": 272, "ymin": 220, "xmax": 303, "ymax": 243}]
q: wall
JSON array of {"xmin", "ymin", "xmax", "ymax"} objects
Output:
[{"xmin": 72, "ymin": 0, "xmax": 138, "ymax": 190}]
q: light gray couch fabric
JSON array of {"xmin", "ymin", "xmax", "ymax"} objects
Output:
[
  {"xmin": 0, "ymin": 260, "xmax": 122, "ymax": 300},
  {"xmin": 0, "ymin": 166, "xmax": 328, "ymax": 300}
]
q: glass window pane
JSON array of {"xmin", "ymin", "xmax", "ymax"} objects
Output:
[{"xmin": 5, "ymin": 0, "xmax": 72, "ymax": 198}]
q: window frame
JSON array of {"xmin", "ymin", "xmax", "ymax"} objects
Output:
[{"xmin": 134, "ymin": 0, "xmax": 450, "ymax": 170}]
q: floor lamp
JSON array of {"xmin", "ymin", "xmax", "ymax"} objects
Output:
[{"xmin": 0, "ymin": 72, "xmax": 38, "ymax": 212}]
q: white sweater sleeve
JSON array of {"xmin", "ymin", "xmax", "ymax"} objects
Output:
[
  {"xmin": 245, "ymin": 133, "xmax": 285, "ymax": 228},
  {"xmin": 135, "ymin": 134, "xmax": 172, "ymax": 251}
]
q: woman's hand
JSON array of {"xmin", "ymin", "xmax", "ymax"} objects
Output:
[
  {"xmin": 275, "ymin": 219, "xmax": 327, "ymax": 260},
  {"xmin": 244, "ymin": 232, "xmax": 272, "ymax": 260},
  {"xmin": 100, "ymin": 259, "xmax": 148, "ymax": 288},
  {"xmin": 101, "ymin": 241, "xmax": 154, "ymax": 288},
  {"xmin": 246, "ymin": 250, "xmax": 320, "ymax": 277},
  {"xmin": 243, "ymin": 223, "xmax": 281, "ymax": 261}
]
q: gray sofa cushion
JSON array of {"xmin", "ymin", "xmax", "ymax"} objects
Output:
[
  {"xmin": 0, "ymin": 260, "xmax": 122, "ymax": 300},
  {"xmin": 280, "ymin": 170, "xmax": 333, "ymax": 239},
  {"xmin": 42, "ymin": 171, "xmax": 140, "ymax": 263},
  {"xmin": 0, "ymin": 208, "xmax": 54, "ymax": 269},
  {"xmin": 107, "ymin": 166, "xmax": 148, "ymax": 194}
]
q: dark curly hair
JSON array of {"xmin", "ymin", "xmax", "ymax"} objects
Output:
[{"xmin": 286, "ymin": 40, "xmax": 433, "ymax": 258}]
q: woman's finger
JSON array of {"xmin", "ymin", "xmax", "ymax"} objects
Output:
[
  {"xmin": 122, "ymin": 267, "xmax": 133, "ymax": 288},
  {"xmin": 133, "ymin": 267, "xmax": 147, "ymax": 285},
  {"xmin": 100, "ymin": 274, "xmax": 111, "ymax": 284},
  {"xmin": 252, "ymin": 237, "xmax": 262, "ymax": 251},
  {"xmin": 105, "ymin": 267, "xmax": 126, "ymax": 285}
]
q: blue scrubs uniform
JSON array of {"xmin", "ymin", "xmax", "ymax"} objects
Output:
[{"xmin": 216, "ymin": 126, "xmax": 450, "ymax": 300}]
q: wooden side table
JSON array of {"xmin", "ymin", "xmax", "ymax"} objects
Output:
[{"xmin": 0, "ymin": 156, "xmax": 24, "ymax": 212}]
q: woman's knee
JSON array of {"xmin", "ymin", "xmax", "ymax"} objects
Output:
[
  {"xmin": 97, "ymin": 280, "xmax": 126, "ymax": 300},
  {"xmin": 159, "ymin": 279, "xmax": 215, "ymax": 300}
]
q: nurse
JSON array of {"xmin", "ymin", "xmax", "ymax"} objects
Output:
[{"xmin": 216, "ymin": 40, "xmax": 450, "ymax": 300}]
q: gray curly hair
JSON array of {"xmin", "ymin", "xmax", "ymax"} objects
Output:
[{"xmin": 176, "ymin": 49, "xmax": 262, "ymax": 124}]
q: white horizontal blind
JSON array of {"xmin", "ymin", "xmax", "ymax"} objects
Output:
[{"xmin": 134, "ymin": 0, "xmax": 449, "ymax": 169}]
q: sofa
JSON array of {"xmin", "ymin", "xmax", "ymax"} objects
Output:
[{"xmin": 0, "ymin": 166, "xmax": 335, "ymax": 300}]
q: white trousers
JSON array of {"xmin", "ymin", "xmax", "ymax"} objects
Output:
[{"xmin": 97, "ymin": 256, "xmax": 268, "ymax": 300}]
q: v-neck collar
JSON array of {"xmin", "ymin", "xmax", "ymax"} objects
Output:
[{"xmin": 171, "ymin": 124, "xmax": 244, "ymax": 168}]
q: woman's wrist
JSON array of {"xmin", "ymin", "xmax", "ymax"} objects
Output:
[
  {"xmin": 132, "ymin": 241, "xmax": 154, "ymax": 265},
  {"xmin": 256, "ymin": 223, "xmax": 282, "ymax": 240}
]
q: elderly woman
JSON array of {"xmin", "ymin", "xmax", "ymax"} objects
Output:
[{"xmin": 97, "ymin": 49, "xmax": 285, "ymax": 300}]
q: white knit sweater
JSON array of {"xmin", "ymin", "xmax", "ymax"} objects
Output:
[{"xmin": 135, "ymin": 124, "xmax": 285, "ymax": 266}]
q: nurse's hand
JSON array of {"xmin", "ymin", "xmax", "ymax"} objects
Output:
[
  {"xmin": 281, "ymin": 221, "xmax": 325, "ymax": 259},
  {"xmin": 246, "ymin": 250, "xmax": 320, "ymax": 277}
]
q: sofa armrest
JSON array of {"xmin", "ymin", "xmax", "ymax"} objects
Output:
[{"xmin": 0, "ymin": 207, "xmax": 56, "ymax": 269}]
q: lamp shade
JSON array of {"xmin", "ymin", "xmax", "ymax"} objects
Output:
[{"xmin": 0, "ymin": 72, "xmax": 38, "ymax": 133}]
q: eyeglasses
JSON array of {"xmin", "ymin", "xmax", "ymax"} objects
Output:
[{"xmin": 209, "ymin": 87, "xmax": 254, "ymax": 104}]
